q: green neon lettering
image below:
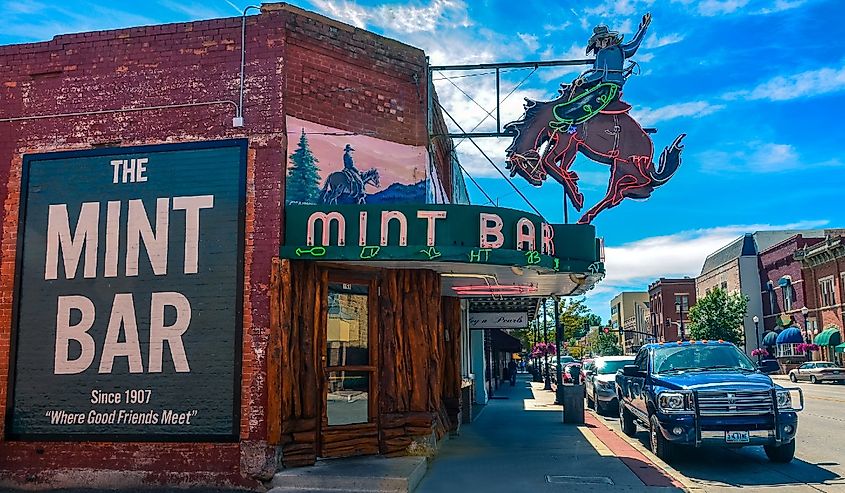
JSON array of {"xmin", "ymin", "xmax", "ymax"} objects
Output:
[
  {"xmin": 360, "ymin": 246, "xmax": 380, "ymax": 259},
  {"xmin": 295, "ymin": 246, "xmax": 327, "ymax": 257},
  {"xmin": 419, "ymin": 246, "xmax": 442, "ymax": 260},
  {"xmin": 525, "ymin": 251, "xmax": 541, "ymax": 265}
]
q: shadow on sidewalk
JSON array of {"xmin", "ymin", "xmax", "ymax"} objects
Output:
[{"xmin": 416, "ymin": 375, "xmax": 676, "ymax": 492}]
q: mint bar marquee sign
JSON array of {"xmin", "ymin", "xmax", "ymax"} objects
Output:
[{"xmin": 10, "ymin": 140, "xmax": 246, "ymax": 439}]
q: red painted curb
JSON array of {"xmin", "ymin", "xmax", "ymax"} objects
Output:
[{"xmin": 585, "ymin": 412, "xmax": 684, "ymax": 488}]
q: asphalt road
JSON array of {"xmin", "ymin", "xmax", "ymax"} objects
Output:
[{"xmin": 598, "ymin": 379, "xmax": 845, "ymax": 492}]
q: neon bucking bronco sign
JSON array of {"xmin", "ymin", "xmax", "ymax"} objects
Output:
[{"xmin": 505, "ymin": 13, "xmax": 685, "ymax": 224}]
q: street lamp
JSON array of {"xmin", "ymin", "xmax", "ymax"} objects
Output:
[
  {"xmin": 675, "ymin": 301, "xmax": 686, "ymax": 341},
  {"xmin": 752, "ymin": 315, "xmax": 760, "ymax": 362},
  {"xmin": 801, "ymin": 306, "xmax": 810, "ymax": 362}
]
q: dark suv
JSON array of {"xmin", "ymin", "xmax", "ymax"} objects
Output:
[{"xmin": 616, "ymin": 341, "xmax": 803, "ymax": 463}]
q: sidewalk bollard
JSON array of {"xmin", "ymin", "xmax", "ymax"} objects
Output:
[{"xmin": 562, "ymin": 384, "xmax": 585, "ymax": 424}]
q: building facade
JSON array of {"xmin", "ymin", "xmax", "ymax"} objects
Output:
[
  {"xmin": 696, "ymin": 231, "xmax": 826, "ymax": 355},
  {"xmin": 0, "ymin": 5, "xmax": 605, "ymax": 489},
  {"xmin": 609, "ymin": 292, "xmax": 649, "ymax": 354},
  {"xmin": 798, "ymin": 236, "xmax": 845, "ymax": 363},
  {"xmin": 648, "ymin": 277, "xmax": 696, "ymax": 343},
  {"xmin": 758, "ymin": 235, "xmax": 824, "ymax": 337}
]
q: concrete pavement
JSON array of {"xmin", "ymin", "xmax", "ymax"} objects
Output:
[{"xmin": 416, "ymin": 375, "xmax": 684, "ymax": 492}]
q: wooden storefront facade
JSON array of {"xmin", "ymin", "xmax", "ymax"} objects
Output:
[{"xmin": 269, "ymin": 259, "xmax": 462, "ymax": 466}]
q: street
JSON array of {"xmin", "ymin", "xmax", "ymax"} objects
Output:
[{"xmin": 598, "ymin": 379, "xmax": 845, "ymax": 492}]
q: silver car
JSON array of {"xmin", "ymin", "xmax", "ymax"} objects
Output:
[
  {"xmin": 789, "ymin": 361, "xmax": 845, "ymax": 384},
  {"xmin": 585, "ymin": 355, "xmax": 635, "ymax": 414}
]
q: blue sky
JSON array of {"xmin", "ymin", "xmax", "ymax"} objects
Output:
[{"xmin": 2, "ymin": 0, "xmax": 843, "ymax": 320}]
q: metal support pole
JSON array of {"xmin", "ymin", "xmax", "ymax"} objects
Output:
[
  {"xmin": 495, "ymin": 67, "xmax": 501, "ymax": 135},
  {"xmin": 543, "ymin": 298, "xmax": 552, "ymax": 390},
  {"xmin": 554, "ymin": 296, "xmax": 563, "ymax": 403}
]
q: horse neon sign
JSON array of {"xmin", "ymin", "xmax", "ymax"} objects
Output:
[{"xmin": 504, "ymin": 12, "xmax": 685, "ymax": 224}]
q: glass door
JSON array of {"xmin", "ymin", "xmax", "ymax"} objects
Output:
[{"xmin": 323, "ymin": 281, "xmax": 377, "ymax": 431}]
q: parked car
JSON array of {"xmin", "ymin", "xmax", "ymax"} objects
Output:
[
  {"xmin": 616, "ymin": 341, "xmax": 803, "ymax": 463},
  {"xmin": 585, "ymin": 356, "xmax": 634, "ymax": 414},
  {"xmin": 562, "ymin": 362, "xmax": 582, "ymax": 383},
  {"xmin": 580, "ymin": 358, "xmax": 595, "ymax": 384},
  {"xmin": 757, "ymin": 357, "xmax": 780, "ymax": 375},
  {"xmin": 789, "ymin": 362, "xmax": 845, "ymax": 384}
]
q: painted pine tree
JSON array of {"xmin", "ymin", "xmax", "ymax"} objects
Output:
[{"xmin": 286, "ymin": 129, "xmax": 322, "ymax": 204}]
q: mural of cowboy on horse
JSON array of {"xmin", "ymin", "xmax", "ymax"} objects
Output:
[
  {"xmin": 505, "ymin": 12, "xmax": 685, "ymax": 224},
  {"xmin": 319, "ymin": 144, "xmax": 381, "ymax": 204}
]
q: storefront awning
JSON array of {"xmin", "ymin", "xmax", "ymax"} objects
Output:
[
  {"xmin": 762, "ymin": 331, "xmax": 778, "ymax": 346},
  {"xmin": 815, "ymin": 327, "xmax": 843, "ymax": 347},
  {"xmin": 490, "ymin": 329, "xmax": 522, "ymax": 353},
  {"xmin": 280, "ymin": 204, "xmax": 606, "ymax": 297},
  {"xmin": 836, "ymin": 343, "xmax": 845, "ymax": 354}
]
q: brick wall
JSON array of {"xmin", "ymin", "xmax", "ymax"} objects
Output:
[
  {"xmin": 758, "ymin": 235, "xmax": 822, "ymax": 331},
  {"xmin": 648, "ymin": 278, "xmax": 696, "ymax": 343},
  {"xmin": 0, "ymin": 3, "xmax": 445, "ymax": 489}
]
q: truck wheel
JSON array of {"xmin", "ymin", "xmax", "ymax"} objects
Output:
[
  {"xmin": 810, "ymin": 375, "xmax": 818, "ymax": 384},
  {"xmin": 764, "ymin": 440, "xmax": 796, "ymax": 463},
  {"xmin": 649, "ymin": 414, "xmax": 674, "ymax": 463},
  {"xmin": 620, "ymin": 402, "xmax": 637, "ymax": 437},
  {"xmin": 587, "ymin": 394, "xmax": 595, "ymax": 410}
]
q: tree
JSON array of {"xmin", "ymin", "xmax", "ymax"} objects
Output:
[
  {"xmin": 287, "ymin": 129, "xmax": 322, "ymax": 204},
  {"xmin": 558, "ymin": 297, "xmax": 591, "ymax": 341},
  {"xmin": 596, "ymin": 329, "xmax": 622, "ymax": 356},
  {"xmin": 688, "ymin": 287, "xmax": 748, "ymax": 344},
  {"xmin": 585, "ymin": 313, "xmax": 602, "ymax": 328}
]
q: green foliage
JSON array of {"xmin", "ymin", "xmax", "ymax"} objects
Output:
[
  {"xmin": 287, "ymin": 129, "xmax": 322, "ymax": 204},
  {"xmin": 595, "ymin": 330, "xmax": 623, "ymax": 356},
  {"xmin": 585, "ymin": 313, "xmax": 602, "ymax": 328},
  {"xmin": 688, "ymin": 287, "xmax": 748, "ymax": 344},
  {"xmin": 558, "ymin": 298, "xmax": 591, "ymax": 342}
]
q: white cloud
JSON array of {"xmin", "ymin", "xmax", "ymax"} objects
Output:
[
  {"xmin": 700, "ymin": 141, "xmax": 843, "ymax": 173},
  {"xmin": 632, "ymin": 100, "xmax": 725, "ymax": 125},
  {"xmin": 310, "ymin": 0, "xmax": 470, "ymax": 33},
  {"xmin": 754, "ymin": 0, "xmax": 807, "ymax": 14},
  {"xmin": 724, "ymin": 64, "xmax": 845, "ymax": 102},
  {"xmin": 518, "ymin": 32, "xmax": 539, "ymax": 52},
  {"xmin": 644, "ymin": 32, "xmax": 684, "ymax": 49},
  {"xmin": 696, "ymin": 0, "xmax": 750, "ymax": 15},
  {"xmin": 588, "ymin": 220, "xmax": 830, "ymax": 295}
]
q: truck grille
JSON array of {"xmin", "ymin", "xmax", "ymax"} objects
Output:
[{"xmin": 696, "ymin": 390, "xmax": 772, "ymax": 416}]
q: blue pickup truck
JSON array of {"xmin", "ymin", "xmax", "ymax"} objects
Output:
[{"xmin": 616, "ymin": 340, "xmax": 803, "ymax": 463}]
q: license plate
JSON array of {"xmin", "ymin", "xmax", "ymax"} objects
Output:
[{"xmin": 726, "ymin": 431, "xmax": 750, "ymax": 443}]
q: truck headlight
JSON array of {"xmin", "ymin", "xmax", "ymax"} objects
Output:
[
  {"xmin": 596, "ymin": 380, "xmax": 614, "ymax": 390},
  {"xmin": 776, "ymin": 389, "xmax": 792, "ymax": 409},
  {"xmin": 658, "ymin": 391, "xmax": 692, "ymax": 413}
]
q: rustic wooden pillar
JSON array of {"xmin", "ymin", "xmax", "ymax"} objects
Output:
[{"xmin": 267, "ymin": 258, "xmax": 284, "ymax": 445}]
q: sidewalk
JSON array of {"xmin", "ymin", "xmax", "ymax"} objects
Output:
[{"xmin": 416, "ymin": 375, "xmax": 684, "ymax": 492}]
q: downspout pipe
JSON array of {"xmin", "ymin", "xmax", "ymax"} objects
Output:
[{"xmin": 236, "ymin": 5, "xmax": 262, "ymax": 126}]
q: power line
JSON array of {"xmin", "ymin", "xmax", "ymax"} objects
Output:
[{"xmin": 436, "ymin": 102, "xmax": 546, "ymax": 222}]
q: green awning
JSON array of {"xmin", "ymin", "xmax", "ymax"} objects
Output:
[
  {"xmin": 836, "ymin": 343, "xmax": 845, "ymax": 354},
  {"xmin": 814, "ymin": 328, "xmax": 842, "ymax": 346}
]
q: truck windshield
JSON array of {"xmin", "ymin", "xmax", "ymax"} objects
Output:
[
  {"xmin": 653, "ymin": 344, "xmax": 756, "ymax": 374},
  {"xmin": 596, "ymin": 359, "xmax": 634, "ymax": 374}
]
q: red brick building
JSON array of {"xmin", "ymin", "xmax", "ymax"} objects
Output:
[
  {"xmin": 0, "ymin": 4, "xmax": 604, "ymax": 489},
  {"xmin": 0, "ymin": 4, "xmax": 450, "ymax": 488},
  {"xmin": 798, "ymin": 235, "xmax": 845, "ymax": 363},
  {"xmin": 758, "ymin": 234, "xmax": 824, "ymax": 334},
  {"xmin": 647, "ymin": 277, "xmax": 696, "ymax": 342}
]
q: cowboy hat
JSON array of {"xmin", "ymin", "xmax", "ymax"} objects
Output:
[
  {"xmin": 586, "ymin": 25, "xmax": 623, "ymax": 54},
  {"xmin": 344, "ymin": 144, "xmax": 355, "ymax": 151}
]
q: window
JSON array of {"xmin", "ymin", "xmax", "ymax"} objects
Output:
[
  {"xmin": 634, "ymin": 348, "xmax": 649, "ymax": 372},
  {"xmin": 674, "ymin": 294, "xmax": 689, "ymax": 315},
  {"xmin": 768, "ymin": 289, "xmax": 777, "ymax": 315},
  {"xmin": 783, "ymin": 283, "xmax": 793, "ymax": 312},
  {"xmin": 720, "ymin": 281, "xmax": 728, "ymax": 290},
  {"xmin": 777, "ymin": 343, "xmax": 801, "ymax": 358},
  {"xmin": 820, "ymin": 277, "xmax": 836, "ymax": 307}
]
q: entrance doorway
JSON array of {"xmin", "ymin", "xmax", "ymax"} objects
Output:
[{"xmin": 319, "ymin": 277, "xmax": 379, "ymax": 457}]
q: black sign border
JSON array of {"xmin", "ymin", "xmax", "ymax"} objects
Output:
[{"xmin": 5, "ymin": 139, "xmax": 248, "ymax": 443}]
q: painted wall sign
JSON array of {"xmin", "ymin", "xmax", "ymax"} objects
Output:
[
  {"xmin": 9, "ymin": 139, "xmax": 246, "ymax": 440},
  {"xmin": 280, "ymin": 204, "xmax": 604, "ymax": 275},
  {"xmin": 286, "ymin": 116, "xmax": 447, "ymax": 206},
  {"xmin": 469, "ymin": 312, "xmax": 529, "ymax": 329}
]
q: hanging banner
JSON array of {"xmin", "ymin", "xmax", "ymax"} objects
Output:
[
  {"xmin": 469, "ymin": 312, "xmax": 529, "ymax": 330},
  {"xmin": 9, "ymin": 139, "xmax": 246, "ymax": 440}
]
